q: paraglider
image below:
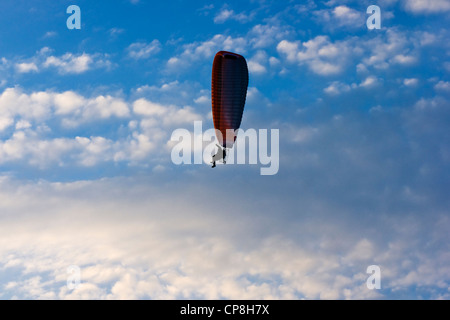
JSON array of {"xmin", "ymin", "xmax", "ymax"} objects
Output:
[
  {"xmin": 210, "ymin": 51, "xmax": 249, "ymax": 168},
  {"xmin": 211, "ymin": 144, "xmax": 226, "ymax": 168}
]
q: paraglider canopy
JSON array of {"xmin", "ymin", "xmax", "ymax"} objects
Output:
[{"xmin": 211, "ymin": 51, "xmax": 249, "ymax": 149}]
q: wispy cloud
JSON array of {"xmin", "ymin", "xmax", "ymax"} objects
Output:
[
  {"xmin": 42, "ymin": 31, "xmax": 57, "ymax": 39},
  {"xmin": 166, "ymin": 34, "xmax": 247, "ymax": 71},
  {"xmin": 108, "ymin": 28, "xmax": 125, "ymax": 38},
  {"xmin": 126, "ymin": 40, "xmax": 161, "ymax": 59},
  {"xmin": 214, "ymin": 6, "xmax": 254, "ymax": 24}
]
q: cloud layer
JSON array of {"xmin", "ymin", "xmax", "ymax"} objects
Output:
[
  {"xmin": 0, "ymin": 163, "xmax": 448, "ymax": 300},
  {"xmin": 0, "ymin": 0, "xmax": 449, "ymax": 300}
]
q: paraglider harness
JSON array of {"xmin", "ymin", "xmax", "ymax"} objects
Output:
[{"xmin": 211, "ymin": 144, "xmax": 227, "ymax": 168}]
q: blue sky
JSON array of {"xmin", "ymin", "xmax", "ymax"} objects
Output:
[{"xmin": 0, "ymin": 0, "xmax": 449, "ymax": 299}]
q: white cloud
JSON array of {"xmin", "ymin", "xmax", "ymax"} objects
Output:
[
  {"xmin": 213, "ymin": 7, "xmax": 253, "ymax": 24},
  {"xmin": 392, "ymin": 54, "xmax": 417, "ymax": 65},
  {"xmin": 43, "ymin": 31, "xmax": 57, "ymax": 39},
  {"xmin": 0, "ymin": 125, "xmax": 157, "ymax": 168},
  {"xmin": 133, "ymin": 98, "xmax": 167, "ymax": 116},
  {"xmin": 127, "ymin": 40, "xmax": 161, "ymax": 59},
  {"xmin": 360, "ymin": 76, "xmax": 379, "ymax": 88},
  {"xmin": 166, "ymin": 34, "xmax": 247, "ymax": 71},
  {"xmin": 361, "ymin": 29, "xmax": 419, "ymax": 70},
  {"xmin": 313, "ymin": 5, "xmax": 364, "ymax": 30},
  {"xmin": 403, "ymin": 0, "xmax": 450, "ymax": 13},
  {"xmin": 44, "ymin": 53, "xmax": 92, "ymax": 73},
  {"xmin": 194, "ymin": 95, "xmax": 210, "ymax": 104},
  {"xmin": 86, "ymin": 95, "xmax": 130, "ymax": 119},
  {"xmin": 276, "ymin": 40, "xmax": 300, "ymax": 63},
  {"xmin": 1, "ymin": 57, "xmax": 8, "ymax": 67},
  {"xmin": 416, "ymin": 31, "xmax": 438, "ymax": 46},
  {"xmin": 248, "ymin": 23, "xmax": 292, "ymax": 49},
  {"xmin": 0, "ymin": 88, "xmax": 53, "ymax": 122},
  {"xmin": 0, "ymin": 117, "xmax": 13, "ymax": 132},
  {"xmin": 289, "ymin": 126, "xmax": 319, "ymax": 143},
  {"xmin": 15, "ymin": 62, "xmax": 38, "ymax": 73},
  {"xmin": 15, "ymin": 120, "xmax": 32, "ymax": 130},
  {"xmin": 166, "ymin": 57, "xmax": 179, "ymax": 67},
  {"xmin": 0, "ymin": 131, "xmax": 77, "ymax": 167},
  {"xmin": 323, "ymin": 77, "xmax": 381, "ymax": 95},
  {"xmin": 133, "ymin": 98, "xmax": 202, "ymax": 126},
  {"xmin": 134, "ymin": 81, "xmax": 209, "ymax": 114},
  {"xmin": 0, "ymin": 87, "xmax": 134, "ymax": 166},
  {"xmin": 277, "ymin": 36, "xmax": 350, "ymax": 75},
  {"xmin": 165, "ymin": 18, "xmax": 291, "ymax": 73},
  {"xmin": 310, "ymin": 61, "xmax": 341, "ymax": 75},
  {"xmin": 333, "ymin": 5, "xmax": 361, "ymax": 21},
  {"xmin": 75, "ymin": 136, "xmax": 114, "ymax": 166},
  {"xmin": 0, "ymin": 88, "xmax": 129, "ymax": 126},
  {"xmin": 214, "ymin": 8, "xmax": 234, "ymax": 23},
  {"xmin": 0, "ymin": 85, "xmax": 208, "ymax": 168},
  {"xmin": 269, "ymin": 57, "xmax": 280, "ymax": 67},
  {"xmin": 11, "ymin": 48, "xmax": 113, "ymax": 75},
  {"xmin": 324, "ymin": 81, "xmax": 352, "ymax": 95},
  {"xmin": 403, "ymin": 78, "xmax": 419, "ymax": 86},
  {"xmin": 197, "ymin": 4, "xmax": 214, "ymax": 16},
  {"xmin": 344, "ymin": 239, "xmax": 376, "ymax": 262},
  {"xmin": 109, "ymin": 28, "xmax": 125, "ymax": 37},
  {"xmin": 434, "ymin": 81, "xmax": 450, "ymax": 91},
  {"xmin": 248, "ymin": 61, "xmax": 266, "ymax": 74},
  {"xmin": 248, "ymin": 51, "xmax": 269, "ymax": 75},
  {"xmin": 166, "ymin": 106, "xmax": 202, "ymax": 126},
  {"xmin": 54, "ymin": 91, "xmax": 85, "ymax": 115}
]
